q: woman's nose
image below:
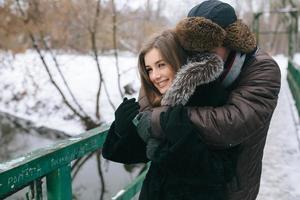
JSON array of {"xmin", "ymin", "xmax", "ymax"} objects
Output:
[{"xmin": 152, "ymin": 69, "xmax": 161, "ymax": 79}]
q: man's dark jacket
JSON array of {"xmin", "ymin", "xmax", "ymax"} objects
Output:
[{"xmin": 145, "ymin": 49, "xmax": 281, "ymax": 200}]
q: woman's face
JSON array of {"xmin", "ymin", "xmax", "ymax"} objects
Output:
[{"xmin": 144, "ymin": 48, "xmax": 175, "ymax": 94}]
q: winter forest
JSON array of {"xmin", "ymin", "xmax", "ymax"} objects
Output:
[{"xmin": 1, "ymin": 0, "xmax": 300, "ymax": 199}]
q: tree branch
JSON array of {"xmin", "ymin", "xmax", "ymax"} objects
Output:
[
  {"xmin": 111, "ymin": 0, "xmax": 124, "ymax": 99},
  {"xmin": 15, "ymin": 0, "xmax": 96, "ymax": 127},
  {"xmin": 96, "ymin": 150, "xmax": 106, "ymax": 200},
  {"xmin": 39, "ymin": 31, "xmax": 89, "ymax": 117},
  {"xmin": 89, "ymin": 0, "xmax": 116, "ymax": 117}
]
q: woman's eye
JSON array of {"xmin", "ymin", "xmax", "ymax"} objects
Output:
[
  {"xmin": 146, "ymin": 68, "xmax": 152, "ymax": 74},
  {"xmin": 158, "ymin": 63, "xmax": 166, "ymax": 68}
]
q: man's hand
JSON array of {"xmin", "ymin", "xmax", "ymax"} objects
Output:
[{"xmin": 160, "ymin": 104, "xmax": 193, "ymax": 144}]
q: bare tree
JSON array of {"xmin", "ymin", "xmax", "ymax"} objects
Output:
[
  {"xmin": 86, "ymin": 0, "xmax": 117, "ymax": 120},
  {"xmin": 14, "ymin": 1, "xmax": 107, "ymax": 198},
  {"xmin": 15, "ymin": 0, "xmax": 96, "ymax": 129},
  {"xmin": 0, "ymin": 0, "xmax": 26, "ymax": 52},
  {"xmin": 111, "ymin": 0, "xmax": 124, "ymax": 99}
]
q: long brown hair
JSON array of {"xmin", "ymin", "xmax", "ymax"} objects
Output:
[{"xmin": 138, "ymin": 29, "xmax": 187, "ymax": 107}]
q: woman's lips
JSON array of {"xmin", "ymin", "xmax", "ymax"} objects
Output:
[{"xmin": 157, "ymin": 80, "xmax": 168, "ymax": 88}]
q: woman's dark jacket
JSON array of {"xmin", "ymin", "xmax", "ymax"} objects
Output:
[{"xmin": 102, "ymin": 53, "xmax": 238, "ymax": 200}]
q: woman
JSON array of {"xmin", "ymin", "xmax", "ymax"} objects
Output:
[{"xmin": 102, "ymin": 30, "xmax": 236, "ymax": 200}]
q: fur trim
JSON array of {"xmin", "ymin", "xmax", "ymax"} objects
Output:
[
  {"xmin": 224, "ymin": 20, "xmax": 257, "ymax": 53},
  {"xmin": 175, "ymin": 17, "xmax": 226, "ymax": 52},
  {"xmin": 175, "ymin": 17, "xmax": 257, "ymax": 53},
  {"xmin": 161, "ymin": 53, "xmax": 223, "ymax": 106}
]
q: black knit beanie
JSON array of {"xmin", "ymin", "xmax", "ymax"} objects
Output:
[{"xmin": 188, "ymin": 0, "xmax": 237, "ymax": 28}]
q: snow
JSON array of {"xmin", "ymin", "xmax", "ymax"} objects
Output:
[
  {"xmin": 0, "ymin": 156, "xmax": 25, "ymax": 171},
  {"xmin": 294, "ymin": 53, "xmax": 300, "ymax": 66},
  {"xmin": 112, "ymin": 189, "xmax": 125, "ymax": 200},
  {"xmin": 1, "ymin": 50, "xmax": 300, "ymax": 199},
  {"xmin": 0, "ymin": 50, "xmax": 142, "ymax": 199},
  {"xmin": 0, "ymin": 50, "xmax": 140, "ymax": 135},
  {"xmin": 257, "ymin": 55, "xmax": 300, "ymax": 200}
]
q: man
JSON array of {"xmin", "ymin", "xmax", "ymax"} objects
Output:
[{"xmin": 138, "ymin": 0, "xmax": 281, "ymax": 199}]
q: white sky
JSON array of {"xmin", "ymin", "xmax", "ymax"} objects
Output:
[{"xmin": 115, "ymin": 0, "xmax": 237, "ymax": 24}]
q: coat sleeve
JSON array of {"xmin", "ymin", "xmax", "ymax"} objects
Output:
[
  {"xmin": 148, "ymin": 53, "xmax": 281, "ymax": 148},
  {"xmin": 102, "ymin": 122, "xmax": 149, "ymax": 164},
  {"xmin": 138, "ymin": 88, "xmax": 168, "ymax": 138}
]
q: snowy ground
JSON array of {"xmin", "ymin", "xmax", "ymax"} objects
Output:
[
  {"xmin": 1, "ymin": 51, "xmax": 300, "ymax": 199},
  {"xmin": 257, "ymin": 55, "xmax": 300, "ymax": 200}
]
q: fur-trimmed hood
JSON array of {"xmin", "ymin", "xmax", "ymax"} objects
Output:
[{"xmin": 161, "ymin": 53, "xmax": 224, "ymax": 106}]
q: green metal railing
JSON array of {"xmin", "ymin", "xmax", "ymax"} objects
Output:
[
  {"xmin": 287, "ymin": 60, "xmax": 300, "ymax": 115},
  {"xmin": 0, "ymin": 125, "xmax": 147, "ymax": 200}
]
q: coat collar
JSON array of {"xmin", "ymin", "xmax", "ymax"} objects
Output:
[{"xmin": 161, "ymin": 53, "xmax": 224, "ymax": 106}]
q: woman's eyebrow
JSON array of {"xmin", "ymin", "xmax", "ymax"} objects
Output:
[
  {"xmin": 155, "ymin": 59, "xmax": 164, "ymax": 65},
  {"xmin": 145, "ymin": 59, "xmax": 164, "ymax": 68}
]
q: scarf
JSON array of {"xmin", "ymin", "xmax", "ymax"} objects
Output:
[{"xmin": 220, "ymin": 52, "xmax": 246, "ymax": 88}]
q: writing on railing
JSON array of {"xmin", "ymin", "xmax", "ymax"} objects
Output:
[
  {"xmin": 78, "ymin": 138, "xmax": 98, "ymax": 156},
  {"xmin": 1, "ymin": 137, "xmax": 99, "ymax": 192},
  {"xmin": 50, "ymin": 155, "xmax": 75, "ymax": 168},
  {"xmin": 0, "ymin": 127, "xmax": 140, "ymax": 200},
  {"xmin": 6, "ymin": 165, "xmax": 42, "ymax": 189},
  {"xmin": 50, "ymin": 137, "xmax": 99, "ymax": 168}
]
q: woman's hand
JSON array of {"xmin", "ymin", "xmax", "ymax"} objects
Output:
[{"xmin": 114, "ymin": 97, "xmax": 140, "ymax": 137}]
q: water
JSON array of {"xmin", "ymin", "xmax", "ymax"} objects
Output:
[{"xmin": 0, "ymin": 112, "xmax": 139, "ymax": 200}]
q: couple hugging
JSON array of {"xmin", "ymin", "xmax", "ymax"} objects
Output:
[{"xmin": 102, "ymin": 0, "xmax": 281, "ymax": 200}]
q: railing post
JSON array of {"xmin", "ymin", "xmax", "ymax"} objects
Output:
[
  {"xmin": 25, "ymin": 178, "xmax": 43, "ymax": 200},
  {"xmin": 253, "ymin": 12, "xmax": 262, "ymax": 44},
  {"xmin": 33, "ymin": 178, "xmax": 43, "ymax": 200},
  {"xmin": 46, "ymin": 164, "xmax": 72, "ymax": 200}
]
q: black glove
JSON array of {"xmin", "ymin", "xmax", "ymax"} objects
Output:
[
  {"xmin": 114, "ymin": 97, "xmax": 140, "ymax": 138},
  {"xmin": 160, "ymin": 104, "xmax": 192, "ymax": 144},
  {"xmin": 155, "ymin": 104, "xmax": 195, "ymax": 164},
  {"xmin": 158, "ymin": 105, "xmax": 211, "ymax": 175}
]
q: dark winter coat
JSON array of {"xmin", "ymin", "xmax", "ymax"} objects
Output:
[
  {"xmin": 146, "ymin": 48, "xmax": 281, "ymax": 200},
  {"xmin": 102, "ymin": 53, "xmax": 237, "ymax": 200}
]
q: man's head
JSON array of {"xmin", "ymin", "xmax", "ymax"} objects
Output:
[{"xmin": 175, "ymin": 0, "xmax": 256, "ymax": 55}]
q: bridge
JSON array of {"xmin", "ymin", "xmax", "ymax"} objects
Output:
[{"xmin": 1, "ymin": 10, "xmax": 300, "ymax": 200}]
